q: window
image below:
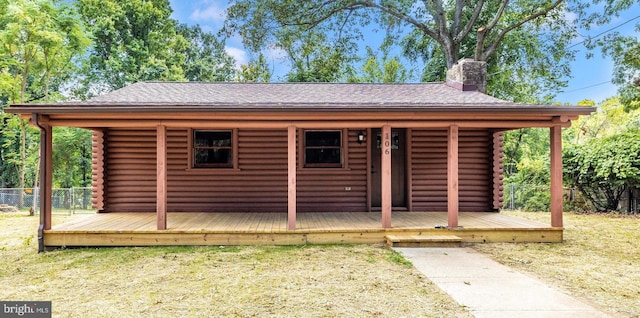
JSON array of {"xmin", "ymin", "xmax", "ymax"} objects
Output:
[
  {"xmin": 304, "ymin": 130, "xmax": 342, "ymax": 167},
  {"xmin": 192, "ymin": 130, "xmax": 233, "ymax": 168}
]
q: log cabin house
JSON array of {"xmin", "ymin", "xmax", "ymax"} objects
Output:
[{"xmin": 7, "ymin": 59, "xmax": 594, "ymax": 251}]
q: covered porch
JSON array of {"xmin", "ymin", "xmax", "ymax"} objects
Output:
[
  {"xmin": 43, "ymin": 211, "xmax": 562, "ymax": 247},
  {"xmin": 6, "ymin": 81, "xmax": 594, "ymax": 251}
]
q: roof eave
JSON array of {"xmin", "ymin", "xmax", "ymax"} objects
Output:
[{"xmin": 5, "ymin": 103, "xmax": 596, "ymax": 116}]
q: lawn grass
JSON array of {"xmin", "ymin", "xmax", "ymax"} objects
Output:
[
  {"xmin": 3, "ymin": 211, "xmax": 637, "ymax": 317},
  {"xmin": 473, "ymin": 210, "xmax": 640, "ymax": 317},
  {"xmin": 0, "ymin": 213, "xmax": 471, "ymax": 317}
]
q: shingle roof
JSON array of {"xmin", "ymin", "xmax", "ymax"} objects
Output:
[
  {"xmin": 86, "ymin": 82, "xmax": 509, "ymax": 106},
  {"xmin": 7, "ymin": 82, "xmax": 595, "ymax": 117}
]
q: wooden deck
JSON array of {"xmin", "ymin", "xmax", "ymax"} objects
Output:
[{"xmin": 44, "ymin": 212, "xmax": 562, "ymax": 247}]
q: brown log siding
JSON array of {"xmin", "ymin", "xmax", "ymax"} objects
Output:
[
  {"xmin": 410, "ymin": 129, "xmax": 493, "ymax": 212},
  {"xmin": 298, "ymin": 130, "xmax": 367, "ymax": 212},
  {"xmin": 95, "ymin": 127, "xmax": 499, "ymax": 213},
  {"xmin": 99, "ymin": 128, "xmax": 367, "ymax": 212},
  {"xmin": 411, "ymin": 129, "xmax": 447, "ymax": 210},
  {"xmin": 169, "ymin": 129, "xmax": 288, "ymax": 212},
  {"xmin": 459, "ymin": 129, "xmax": 493, "ymax": 211},
  {"xmin": 91, "ymin": 130, "xmax": 105, "ymax": 211},
  {"xmin": 102, "ymin": 129, "xmax": 156, "ymax": 212},
  {"xmin": 492, "ymin": 131, "xmax": 505, "ymax": 210}
]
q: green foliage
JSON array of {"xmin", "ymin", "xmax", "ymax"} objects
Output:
[
  {"xmin": 75, "ymin": 0, "xmax": 237, "ymax": 97},
  {"xmin": 0, "ymin": 0, "xmax": 90, "ymax": 103},
  {"xmin": 225, "ymin": 0, "xmax": 575, "ymax": 100},
  {"xmin": 0, "ymin": 0, "xmax": 89, "ymax": 191},
  {"xmin": 176, "ymin": 24, "xmax": 236, "ymax": 82},
  {"xmin": 563, "ymin": 98, "xmax": 640, "ymax": 212},
  {"xmin": 349, "ymin": 46, "xmax": 412, "ymax": 83},
  {"xmin": 235, "ymin": 54, "xmax": 272, "ymax": 82},
  {"xmin": 503, "ymin": 128, "xmax": 549, "ymax": 177},
  {"xmin": 226, "ymin": 0, "xmax": 570, "ymax": 66},
  {"xmin": 504, "ymin": 150, "xmax": 552, "ymax": 211},
  {"xmin": 280, "ymin": 31, "xmax": 355, "ymax": 82},
  {"xmin": 504, "ymin": 183, "xmax": 551, "ymax": 212},
  {"xmin": 75, "ymin": 0, "xmax": 188, "ymax": 95},
  {"xmin": 52, "ymin": 127, "xmax": 92, "ymax": 188},
  {"xmin": 599, "ymin": 34, "xmax": 640, "ymax": 111},
  {"xmin": 578, "ymin": 0, "xmax": 640, "ymax": 111},
  {"xmin": 564, "ymin": 129, "xmax": 640, "ymax": 212},
  {"xmin": 402, "ymin": 3, "xmax": 575, "ymax": 102},
  {"xmin": 567, "ymin": 97, "xmax": 640, "ymax": 144},
  {"xmin": 0, "ymin": 115, "xmax": 39, "ymax": 187}
]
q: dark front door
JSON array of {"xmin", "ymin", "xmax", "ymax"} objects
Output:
[{"xmin": 371, "ymin": 128, "xmax": 406, "ymax": 207}]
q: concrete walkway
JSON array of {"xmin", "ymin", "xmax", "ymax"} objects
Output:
[{"xmin": 395, "ymin": 248, "xmax": 611, "ymax": 318}]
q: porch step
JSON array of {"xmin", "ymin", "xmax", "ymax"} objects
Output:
[{"xmin": 385, "ymin": 235, "xmax": 463, "ymax": 248}]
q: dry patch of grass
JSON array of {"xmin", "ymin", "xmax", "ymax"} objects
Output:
[
  {"xmin": 0, "ymin": 213, "xmax": 471, "ymax": 317},
  {"xmin": 474, "ymin": 210, "xmax": 640, "ymax": 318}
]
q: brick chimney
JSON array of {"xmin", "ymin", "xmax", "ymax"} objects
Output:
[{"xmin": 446, "ymin": 58, "xmax": 487, "ymax": 94}]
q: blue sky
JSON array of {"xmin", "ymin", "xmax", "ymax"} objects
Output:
[{"xmin": 169, "ymin": 1, "xmax": 640, "ymax": 105}]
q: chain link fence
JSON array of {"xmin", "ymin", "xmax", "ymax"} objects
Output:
[
  {"xmin": 501, "ymin": 183, "xmax": 592, "ymax": 212},
  {"xmin": 502, "ymin": 183, "xmax": 638, "ymax": 213},
  {"xmin": 502, "ymin": 183, "xmax": 552, "ymax": 211},
  {"xmin": 0, "ymin": 187, "xmax": 94, "ymax": 215},
  {"xmin": 2, "ymin": 185, "xmax": 635, "ymax": 214}
]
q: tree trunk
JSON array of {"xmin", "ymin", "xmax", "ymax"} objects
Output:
[
  {"xmin": 30, "ymin": 147, "xmax": 40, "ymax": 216},
  {"xmin": 18, "ymin": 57, "xmax": 30, "ymax": 211},
  {"xmin": 18, "ymin": 120, "xmax": 26, "ymax": 210}
]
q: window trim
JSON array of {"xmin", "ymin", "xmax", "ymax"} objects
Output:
[
  {"xmin": 188, "ymin": 128, "xmax": 238, "ymax": 169},
  {"xmin": 302, "ymin": 129, "xmax": 347, "ymax": 169}
]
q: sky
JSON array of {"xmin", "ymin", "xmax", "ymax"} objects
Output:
[{"xmin": 168, "ymin": 1, "xmax": 640, "ymax": 105}]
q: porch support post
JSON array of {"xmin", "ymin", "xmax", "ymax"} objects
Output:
[
  {"xmin": 550, "ymin": 125, "xmax": 563, "ymax": 227},
  {"xmin": 156, "ymin": 125, "xmax": 167, "ymax": 230},
  {"xmin": 381, "ymin": 125, "xmax": 392, "ymax": 228},
  {"xmin": 447, "ymin": 125, "xmax": 459, "ymax": 228},
  {"xmin": 33, "ymin": 114, "xmax": 52, "ymax": 252},
  {"xmin": 287, "ymin": 125, "xmax": 297, "ymax": 230}
]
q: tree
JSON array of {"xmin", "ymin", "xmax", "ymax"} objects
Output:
[
  {"xmin": 567, "ymin": 98, "xmax": 637, "ymax": 144},
  {"xmin": 0, "ymin": 116, "xmax": 39, "ymax": 190},
  {"xmin": 235, "ymin": 54, "xmax": 272, "ymax": 82},
  {"xmin": 176, "ymin": 24, "xmax": 236, "ymax": 82},
  {"xmin": 501, "ymin": 127, "xmax": 552, "ymax": 211},
  {"xmin": 52, "ymin": 127, "xmax": 92, "ymax": 189},
  {"xmin": 0, "ymin": 0, "xmax": 89, "ymax": 209},
  {"xmin": 578, "ymin": 0, "xmax": 640, "ymax": 111},
  {"xmin": 76, "ymin": 0, "xmax": 238, "ymax": 96},
  {"xmin": 564, "ymin": 128, "xmax": 640, "ymax": 212},
  {"xmin": 281, "ymin": 31, "xmax": 355, "ymax": 82},
  {"xmin": 564, "ymin": 98, "xmax": 640, "ymax": 212},
  {"xmin": 225, "ymin": 0, "xmax": 576, "ymax": 100},
  {"xmin": 401, "ymin": 8, "xmax": 574, "ymax": 102},
  {"xmin": 503, "ymin": 128, "xmax": 549, "ymax": 177},
  {"xmin": 227, "ymin": 0, "xmax": 571, "ymax": 68},
  {"xmin": 75, "ymin": 0, "xmax": 189, "ymax": 95},
  {"xmin": 0, "ymin": 0, "xmax": 88, "ymax": 102},
  {"xmin": 599, "ymin": 34, "xmax": 640, "ymax": 111},
  {"xmin": 350, "ymin": 43, "xmax": 413, "ymax": 83}
]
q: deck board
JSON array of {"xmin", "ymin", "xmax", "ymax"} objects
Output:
[
  {"xmin": 51, "ymin": 212, "xmax": 550, "ymax": 231},
  {"xmin": 46, "ymin": 212, "xmax": 559, "ymax": 247}
]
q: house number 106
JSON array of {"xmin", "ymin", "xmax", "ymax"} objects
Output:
[{"xmin": 384, "ymin": 133, "xmax": 391, "ymax": 155}]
